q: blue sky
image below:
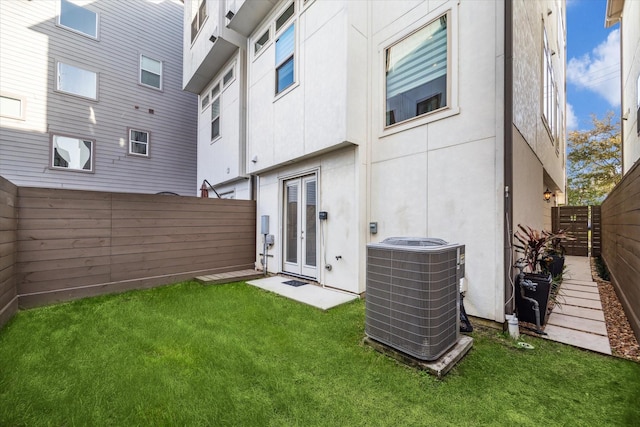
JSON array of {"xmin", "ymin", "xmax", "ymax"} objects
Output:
[{"xmin": 566, "ymin": 0, "xmax": 620, "ymax": 130}]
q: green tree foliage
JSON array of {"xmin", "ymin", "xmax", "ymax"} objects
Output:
[{"xmin": 567, "ymin": 112, "xmax": 621, "ymax": 205}]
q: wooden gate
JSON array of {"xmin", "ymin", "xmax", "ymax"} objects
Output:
[{"xmin": 552, "ymin": 206, "xmax": 601, "ymax": 256}]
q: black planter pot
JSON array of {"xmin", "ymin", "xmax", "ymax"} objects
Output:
[
  {"xmin": 542, "ymin": 255, "xmax": 565, "ymax": 277},
  {"xmin": 515, "ymin": 273, "xmax": 552, "ymax": 326}
]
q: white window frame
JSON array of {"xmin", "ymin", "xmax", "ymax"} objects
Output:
[
  {"xmin": 378, "ymin": 4, "xmax": 458, "ymax": 138},
  {"xmin": 254, "ymin": 29, "xmax": 270, "ymax": 57},
  {"xmin": 50, "ymin": 133, "xmax": 95, "ymax": 173},
  {"xmin": 0, "ymin": 93, "xmax": 26, "ymax": 120},
  {"xmin": 57, "ymin": 0, "xmax": 99, "ymax": 39},
  {"xmin": 191, "ymin": 0, "xmax": 208, "ymax": 43},
  {"xmin": 56, "ymin": 61, "xmax": 98, "ymax": 100},
  {"xmin": 128, "ymin": 128, "xmax": 150, "ymax": 157},
  {"xmin": 223, "ymin": 66, "xmax": 235, "ymax": 88},
  {"xmin": 211, "ymin": 95, "xmax": 220, "ymax": 142},
  {"xmin": 139, "ymin": 55, "xmax": 163, "ymax": 90},
  {"xmin": 542, "ymin": 25, "xmax": 556, "ymax": 142}
]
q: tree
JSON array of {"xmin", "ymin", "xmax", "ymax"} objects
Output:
[{"xmin": 567, "ymin": 112, "xmax": 621, "ymax": 205}]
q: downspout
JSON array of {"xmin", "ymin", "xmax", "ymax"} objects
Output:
[{"xmin": 503, "ymin": 0, "xmax": 514, "ymax": 321}]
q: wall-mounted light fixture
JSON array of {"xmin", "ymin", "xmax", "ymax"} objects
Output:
[
  {"xmin": 209, "ymin": 35, "xmax": 217, "ymax": 43},
  {"xmin": 543, "ymin": 188, "xmax": 552, "ymax": 203},
  {"xmin": 226, "ymin": 10, "xmax": 235, "ymax": 20}
]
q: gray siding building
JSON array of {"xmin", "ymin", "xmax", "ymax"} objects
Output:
[{"xmin": 0, "ymin": 0, "xmax": 197, "ymax": 195}]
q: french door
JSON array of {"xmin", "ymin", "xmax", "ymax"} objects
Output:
[{"xmin": 283, "ymin": 174, "xmax": 318, "ymax": 278}]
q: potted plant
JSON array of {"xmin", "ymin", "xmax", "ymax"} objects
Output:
[{"xmin": 513, "ymin": 225, "xmax": 569, "ymax": 330}]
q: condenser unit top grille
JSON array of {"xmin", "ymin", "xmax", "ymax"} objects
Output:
[{"xmin": 369, "ymin": 237, "xmax": 459, "ymax": 252}]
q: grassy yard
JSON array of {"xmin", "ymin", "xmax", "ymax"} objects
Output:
[{"xmin": 1, "ymin": 281, "xmax": 639, "ymax": 426}]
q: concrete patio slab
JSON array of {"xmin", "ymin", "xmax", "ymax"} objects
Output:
[
  {"xmin": 363, "ymin": 335, "xmax": 473, "ymax": 379},
  {"xmin": 562, "ymin": 296, "xmax": 603, "ymax": 310},
  {"xmin": 247, "ymin": 276, "xmax": 358, "ymax": 310},
  {"xmin": 543, "ymin": 325, "xmax": 611, "ymax": 355},
  {"xmin": 553, "ymin": 304, "xmax": 605, "ymax": 321},
  {"xmin": 561, "ymin": 289, "xmax": 601, "ymax": 300},
  {"xmin": 561, "ymin": 283, "xmax": 599, "ymax": 293},
  {"xmin": 547, "ymin": 313, "xmax": 608, "ymax": 336},
  {"xmin": 564, "ymin": 256, "xmax": 595, "ymax": 282}
]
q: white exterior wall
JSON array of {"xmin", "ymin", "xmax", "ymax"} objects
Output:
[
  {"xmin": 368, "ymin": 0, "xmax": 505, "ymax": 321},
  {"xmin": 620, "ymin": 0, "xmax": 640, "ymax": 172}
]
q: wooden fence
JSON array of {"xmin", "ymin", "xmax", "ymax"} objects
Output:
[
  {"xmin": 0, "ymin": 178, "xmax": 256, "ymax": 325},
  {"xmin": 0, "ymin": 177, "xmax": 18, "ymax": 328},
  {"xmin": 601, "ymin": 160, "xmax": 640, "ymax": 341}
]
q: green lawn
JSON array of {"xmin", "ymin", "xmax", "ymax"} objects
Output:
[{"xmin": 1, "ymin": 281, "xmax": 639, "ymax": 426}]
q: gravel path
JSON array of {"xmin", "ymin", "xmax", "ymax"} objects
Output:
[{"xmin": 590, "ymin": 257, "xmax": 640, "ymax": 362}]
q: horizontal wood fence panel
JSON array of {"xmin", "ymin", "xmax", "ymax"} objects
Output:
[
  {"xmin": 602, "ymin": 160, "xmax": 640, "ymax": 342},
  {"xmin": 13, "ymin": 187, "xmax": 257, "ymax": 308},
  {"xmin": 0, "ymin": 176, "xmax": 18, "ymax": 328}
]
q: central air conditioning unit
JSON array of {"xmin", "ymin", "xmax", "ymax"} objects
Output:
[{"xmin": 365, "ymin": 237, "xmax": 465, "ymax": 361}]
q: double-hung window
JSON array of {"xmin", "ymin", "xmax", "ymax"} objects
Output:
[
  {"xmin": 140, "ymin": 55, "xmax": 162, "ymax": 90},
  {"xmin": 543, "ymin": 27, "xmax": 556, "ymax": 140},
  {"xmin": 385, "ymin": 14, "xmax": 448, "ymax": 126},
  {"xmin": 57, "ymin": 62, "xmax": 97, "ymax": 100},
  {"xmin": 51, "ymin": 134, "xmax": 94, "ymax": 172},
  {"xmin": 129, "ymin": 129, "xmax": 149, "ymax": 156},
  {"xmin": 211, "ymin": 82, "xmax": 220, "ymax": 141},
  {"xmin": 275, "ymin": 24, "xmax": 295, "ymax": 94},
  {"xmin": 58, "ymin": 0, "xmax": 98, "ymax": 38},
  {"xmin": 191, "ymin": 0, "xmax": 207, "ymax": 42}
]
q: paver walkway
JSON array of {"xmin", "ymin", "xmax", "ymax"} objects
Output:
[{"xmin": 542, "ymin": 256, "xmax": 612, "ymax": 355}]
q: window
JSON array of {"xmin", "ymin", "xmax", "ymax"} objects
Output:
[
  {"xmin": 276, "ymin": 3, "xmax": 294, "ymax": 31},
  {"xmin": 191, "ymin": 0, "xmax": 207, "ymax": 42},
  {"xmin": 255, "ymin": 29, "xmax": 269, "ymax": 54},
  {"xmin": 543, "ymin": 27, "xmax": 556, "ymax": 140},
  {"xmin": 129, "ymin": 129, "xmax": 149, "ymax": 156},
  {"xmin": 211, "ymin": 82, "xmax": 220, "ymax": 98},
  {"xmin": 201, "ymin": 93, "xmax": 209, "ymax": 110},
  {"xmin": 0, "ymin": 94, "xmax": 24, "ymax": 119},
  {"xmin": 140, "ymin": 55, "xmax": 162, "ymax": 90},
  {"xmin": 57, "ymin": 62, "xmax": 97, "ymax": 99},
  {"xmin": 385, "ymin": 15, "xmax": 448, "ymax": 126},
  {"xmin": 275, "ymin": 24, "xmax": 295, "ymax": 94},
  {"xmin": 223, "ymin": 67, "xmax": 234, "ymax": 87},
  {"xmin": 211, "ymin": 97, "xmax": 220, "ymax": 140},
  {"xmin": 58, "ymin": 0, "xmax": 98, "ymax": 38},
  {"xmin": 51, "ymin": 134, "xmax": 94, "ymax": 172}
]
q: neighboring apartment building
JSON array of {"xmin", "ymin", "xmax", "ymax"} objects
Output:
[
  {"xmin": 606, "ymin": 0, "xmax": 640, "ymax": 173},
  {"xmin": 0, "ymin": 0, "xmax": 198, "ymax": 195},
  {"xmin": 184, "ymin": 0, "xmax": 566, "ymax": 324}
]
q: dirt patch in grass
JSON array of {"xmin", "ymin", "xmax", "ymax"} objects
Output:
[{"xmin": 590, "ymin": 257, "xmax": 640, "ymax": 362}]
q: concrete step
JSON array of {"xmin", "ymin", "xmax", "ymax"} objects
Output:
[
  {"xmin": 547, "ymin": 312, "xmax": 608, "ymax": 336},
  {"xmin": 543, "ymin": 325, "xmax": 611, "ymax": 355},
  {"xmin": 553, "ymin": 304, "xmax": 605, "ymax": 321}
]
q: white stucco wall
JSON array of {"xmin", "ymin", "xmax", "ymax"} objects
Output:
[
  {"xmin": 620, "ymin": 0, "xmax": 640, "ymax": 172},
  {"xmin": 368, "ymin": 0, "xmax": 505, "ymax": 321}
]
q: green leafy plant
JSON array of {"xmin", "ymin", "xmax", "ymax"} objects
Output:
[{"xmin": 514, "ymin": 225, "xmax": 572, "ymax": 273}]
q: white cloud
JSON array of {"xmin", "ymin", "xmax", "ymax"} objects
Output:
[
  {"xmin": 566, "ymin": 103, "xmax": 578, "ymax": 130},
  {"xmin": 567, "ymin": 29, "xmax": 620, "ymax": 107}
]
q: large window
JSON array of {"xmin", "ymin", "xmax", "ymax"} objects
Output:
[
  {"xmin": 58, "ymin": 0, "xmax": 98, "ymax": 38},
  {"xmin": 191, "ymin": 0, "xmax": 207, "ymax": 42},
  {"xmin": 543, "ymin": 27, "xmax": 556, "ymax": 140},
  {"xmin": 140, "ymin": 55, "xmax": 162, "ymax": 90},
  {"xmin": 129, "ymin": 129, "xmax": 149, "ymax": 156},
  {"xmin": 211, "ymin": 96, "xmax": 220, "ymax": 141},
  {"xmin": 385, "ymin": 15, "xmax": 448, "ymax": 126},
  {"xmin": 275, "ymin": 24, "xmax": 295, "ymax": 94},
  {"xmin": 57, "ymin": 62, "xmax": 97, "ymax": 99},
  {"xmin": 51, "ymin": 134, "xmax": 94, "ymax": 172}
]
